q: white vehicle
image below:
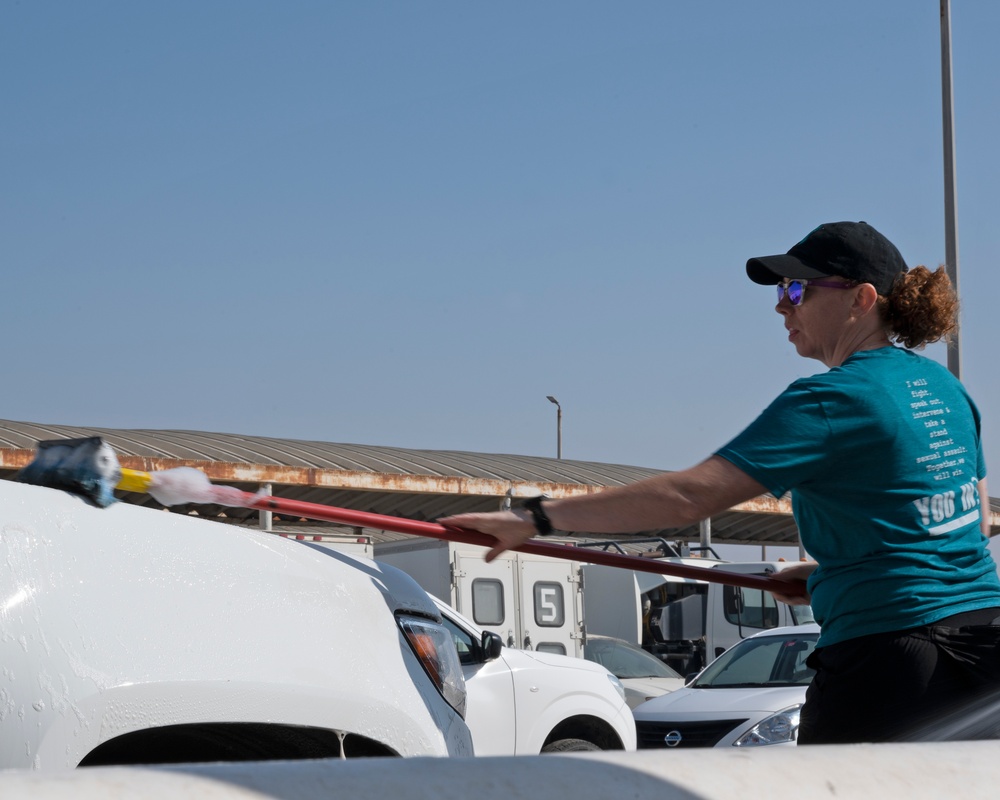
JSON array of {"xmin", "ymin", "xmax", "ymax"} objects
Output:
[
  {"xmin": 632, "ymin": 623, "xmax": 820, "ymax": 749},
  {"xmin": 374, "ymin": 537, "xmax": 813, "ymax": 675},
  {"xmin": 0, "ymin": 479, "xmax": 473, "ymax": 770},
  {"xmin": 376, "ymin": 539, "xmax": 585, "ymax": 656},
  {"xmin": 582, "ymin": 635, "xmax": 686, "ymax": 710},
  {"xmin": 433, "ymin": 598, "xmax": 636, "ymax": 755}
]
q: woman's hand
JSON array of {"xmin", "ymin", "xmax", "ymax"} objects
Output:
[
  {"xmin": 768, "ymin": 561, "xmax": 817, "ymax": 606},
  {"xmin": 438, "ymin": 510, "xmax": 537, "ymax": 562}
]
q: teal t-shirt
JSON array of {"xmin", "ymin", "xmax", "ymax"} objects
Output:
[{"xmin": 716, "ymin": 346, "xmax": 1000, "ymax": 647}]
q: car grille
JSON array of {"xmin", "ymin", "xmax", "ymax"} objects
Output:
[{"xmin": 636, "ymin": 719, "xmax": 750, "ymax": 748}]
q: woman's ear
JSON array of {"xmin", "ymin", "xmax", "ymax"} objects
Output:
[{"xmin": 852, "ymin": 283, "xmax": 880, "ymax": 315}]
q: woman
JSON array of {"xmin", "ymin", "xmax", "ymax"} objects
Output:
[{"xmin": 441, "ymin": 220, "xmax": 1000, "ymax": 744}]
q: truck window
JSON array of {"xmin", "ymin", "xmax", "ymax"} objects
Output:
[
  {"xmin": 472, "ymin": 578, "xmax": 505, "ymax": 626},
  {"xmin": 723, "ymin": 586, "xmax": 779, "ymax": 630},
  {"xmin": 533, "ymin": 582, "xmax": 565, "ymax": 627}
]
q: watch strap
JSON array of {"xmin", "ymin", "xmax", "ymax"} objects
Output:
[{"xmin": 523, "ymin": 495, "xmax": 555, "ymax": 536}]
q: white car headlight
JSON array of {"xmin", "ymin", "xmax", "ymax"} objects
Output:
[
  {"xmin": 398, "ymin": 614, "xmax": 468, "ymax": 719},
  {"xmin": 733, "ymin": 704, "xmax": 802, "ymax": 747}
]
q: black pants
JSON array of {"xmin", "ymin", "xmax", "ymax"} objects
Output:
[{"xmin": 798, "ymin": 607, "xmax": 1000, "ymax": 745}]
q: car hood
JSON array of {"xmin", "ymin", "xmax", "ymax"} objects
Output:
[
  {"xmin": 633, "ymin": 685, "xmax": 806, "ymax": 717},
  {"xmin": 619, "ymin": 676, "xmax": 687, "ymax": 710},
  {"xmin": 620, "ymin": 676, "xmax": 687, "ymax": 696}
]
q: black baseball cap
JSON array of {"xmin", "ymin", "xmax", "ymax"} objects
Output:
[{"xmin": 746, "ymin": 221, "xmax": 908, "ymax": 296}]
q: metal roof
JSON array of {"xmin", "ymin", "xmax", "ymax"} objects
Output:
[{"xmin": 2, "ymin": 417, "xmax": 996, "ymax": 548}]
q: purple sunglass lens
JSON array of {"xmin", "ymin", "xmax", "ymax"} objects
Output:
[{"xmin": 777, "ymin": 281, "xmax": 805, "ymax": 305}]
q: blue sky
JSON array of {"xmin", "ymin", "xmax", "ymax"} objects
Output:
[{"xmin": 4, "ymin": 1, "xmax": 999, "ymax": 484}]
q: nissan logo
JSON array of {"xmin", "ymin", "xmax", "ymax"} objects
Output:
[{"xmin": 663, "ymin": 730, "xmax": 683, "ymax": 747}]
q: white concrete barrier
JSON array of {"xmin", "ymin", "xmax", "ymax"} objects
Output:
[{"xmin": 0, "ymin": 742, "xmax": 995, "ymax": 799}]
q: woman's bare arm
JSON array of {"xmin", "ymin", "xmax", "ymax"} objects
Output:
[{"xmin": 439, "ymin": 455, "xmax": 768, "ymax": 561}]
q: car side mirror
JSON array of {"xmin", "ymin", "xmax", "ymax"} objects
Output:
[{"xmin": 481, "ymin": 631, "xmax": 503, "ymax": 662}]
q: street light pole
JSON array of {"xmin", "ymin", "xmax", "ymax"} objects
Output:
[
  {"xmin": 546, "ymin": 396, "xmax": 562, "ymax": 459},
  {"xmin": 940, "ymin": 0, "xmax": 961, "ymax": 379}
]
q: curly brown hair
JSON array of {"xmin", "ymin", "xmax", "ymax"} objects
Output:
[{"xmin": 877, "ymin": 266, "xmax": 958, "ymax": 349}]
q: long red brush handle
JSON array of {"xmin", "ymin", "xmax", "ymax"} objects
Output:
[{"xmin": 244, "ymin": 492, "xmax": 806, "ymax": 598}]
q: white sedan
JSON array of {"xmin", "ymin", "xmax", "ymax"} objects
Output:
[{"xmin": 632, "ymin": 623, "xmax": 820, "ymax": 748}]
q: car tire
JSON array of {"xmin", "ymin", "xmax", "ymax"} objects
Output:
[{"xmin": 541, "ymin": 738, "xmax": 602, "ymax": 753}]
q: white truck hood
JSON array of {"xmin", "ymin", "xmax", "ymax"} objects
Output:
[
  {"xmin": 0, "ymin": 479, "xmax": 469, "ymax": 768},
  {"xmin": 315, "ymin": 546, "xmax": 440, "ymax": 619},
  {"xmin": 506, "ymin": 647, "xmax": 616, "ymax": 676}
]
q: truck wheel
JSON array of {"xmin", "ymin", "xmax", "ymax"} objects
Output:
[{"xmin": 541, "ymin": 738, "xmax": 602, "ymax": 753}]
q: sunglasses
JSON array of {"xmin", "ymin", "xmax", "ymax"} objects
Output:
[{"xmin": 776, "ymin": 278, "xmax": 857, "ymax": 306}]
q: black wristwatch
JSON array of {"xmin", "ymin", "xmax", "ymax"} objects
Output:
[{"xmin": 523, "ymin": 495, "xmax": 555, "ymax": 536}]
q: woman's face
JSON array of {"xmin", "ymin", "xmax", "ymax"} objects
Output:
[{"xmin": 775, "ymin": 278, "xmax": 859, "ymax": 366}]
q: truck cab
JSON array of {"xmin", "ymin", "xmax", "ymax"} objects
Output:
[{"xmin": 583, "ymin": 558, "xmax": 813, "ymax": 676}]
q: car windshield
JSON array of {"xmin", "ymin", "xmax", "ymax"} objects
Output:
[
  {"xmin": 584, "ymin": 638, "xmax": 683, "ymax": 680},
  {"xmin": 691, "ymin": 631, "xmax": 819, "ymax": 688}
]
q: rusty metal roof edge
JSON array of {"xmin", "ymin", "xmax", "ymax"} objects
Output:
[
  {"xmin": 0, "ymin": 446, "xmax": 615, "ymax": 499},
  {"xmin": 0, "ymin": 418, "xmax": 662, "ymax": 480}
]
